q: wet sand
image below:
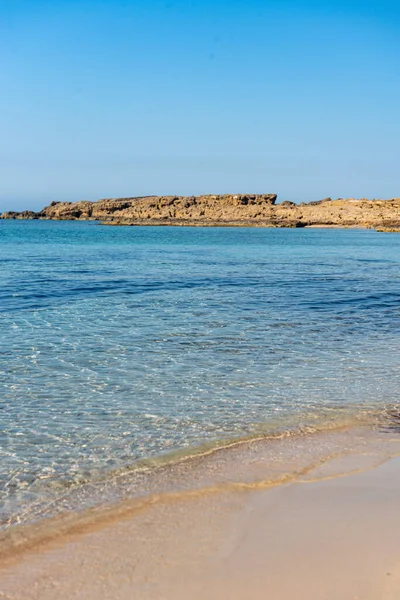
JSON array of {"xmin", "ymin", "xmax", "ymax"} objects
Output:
[{"xmin": 1, "ymin": 451, "xmax": 400, "ymax": 599}]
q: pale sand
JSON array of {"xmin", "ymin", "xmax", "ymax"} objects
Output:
[{"xmin": 1, "ymin": 454, "xmax": 400, "ymax": 599}]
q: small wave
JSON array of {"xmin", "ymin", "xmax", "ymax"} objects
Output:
[
  {"xmin": 306, "ymin": 291, "xmax": 400, "ymax": 311},
  {"xmin": 0, "ymin": 407, "xmax": 385, "ymax": 531},
  {"xmin": 1, "ymin": 417, "xmax": 400, "ymax": 564}
]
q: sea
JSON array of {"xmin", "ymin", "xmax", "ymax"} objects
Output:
[{"xmin": 1, "ymin": 221, "xmax": 400, "ymax": 533}]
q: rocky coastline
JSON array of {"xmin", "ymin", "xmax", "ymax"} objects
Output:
[{"xmin": 2, "ymin": 194, "xmax": 400, "ymax": 229}]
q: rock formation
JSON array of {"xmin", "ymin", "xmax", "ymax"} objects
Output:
[{"xmin": 2, "ymin": 194, "xmax": 400, "ymax": 229}]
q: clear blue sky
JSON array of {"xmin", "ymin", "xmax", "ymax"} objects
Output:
[{"xmin": 1, "ymin": 0, "xmax": 399, "ymax": 211}]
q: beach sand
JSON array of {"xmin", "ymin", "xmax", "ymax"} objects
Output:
[{"xmin": 1, "ymin": 451, "xmax": 400, "ymax": 599}]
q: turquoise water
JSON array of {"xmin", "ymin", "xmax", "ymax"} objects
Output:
[{"xmin": 1, "ymin": 221, "xmax": 400, "ymax": 525}]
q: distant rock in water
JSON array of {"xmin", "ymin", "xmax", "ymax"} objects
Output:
[
  {"xmin": 375, "ymin": 226, "xmax": 400, "ymax": 233},
  {"xmin": 1, "ymin": 210, "xmax": 39, "ymax": 220},
  {"xmin": 2, "ymin": 194, "xmax": 400, "ymax": 228}
]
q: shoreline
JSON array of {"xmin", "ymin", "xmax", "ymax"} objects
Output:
[
  {"xmin": 101, "ymin": 220, "xmax": 371, "ymax": 228},
  {"xmin": 1, "ymin": 416, "xmax": 400, "ymax": 568},
  {"xmin": 0, "ymin": 217, "xmax": 375, "ymax": 229},
  {"xmin": 0, "ymin": 407, "xmax": 383, "ymax": 533},
  {"xmin": 2, "ymin": 442, "xmax": 400, "ymax": 598}
]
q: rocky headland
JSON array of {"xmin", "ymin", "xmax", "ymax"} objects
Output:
[{"xmin": 2, "ymin": 194, "xmax": 400, "ymax": 229}]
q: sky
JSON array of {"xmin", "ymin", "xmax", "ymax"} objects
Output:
[{"xmin": 0, "ymin": 0, "xmax": 399, "ymax": 211}]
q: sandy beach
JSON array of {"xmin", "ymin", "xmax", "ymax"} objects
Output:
[
  {"xmin": 2, "ymin": 0, "xmax": 400, "ymax": 598},
  {"xmin": 1, "ymin": 428, "xmax": 400, "ymax": 600}
]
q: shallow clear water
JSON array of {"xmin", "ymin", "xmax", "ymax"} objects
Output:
[{"xmin": 1, "ymin": 221, "xmax": 400, "ymax": 524}]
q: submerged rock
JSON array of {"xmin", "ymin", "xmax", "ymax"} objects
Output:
[{"xmin": 375, "ymin": 226, "xmax": 400, "ymax": 233}]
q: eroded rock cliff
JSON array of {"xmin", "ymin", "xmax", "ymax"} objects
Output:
[{"xmin": 2, "ymin": 194, "xmax": 400, "ymax": 228}]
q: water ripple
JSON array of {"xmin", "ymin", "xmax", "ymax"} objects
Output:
[{"xmin": 1, "ymin": 222, "xmax": 400, "ymax": 523}]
